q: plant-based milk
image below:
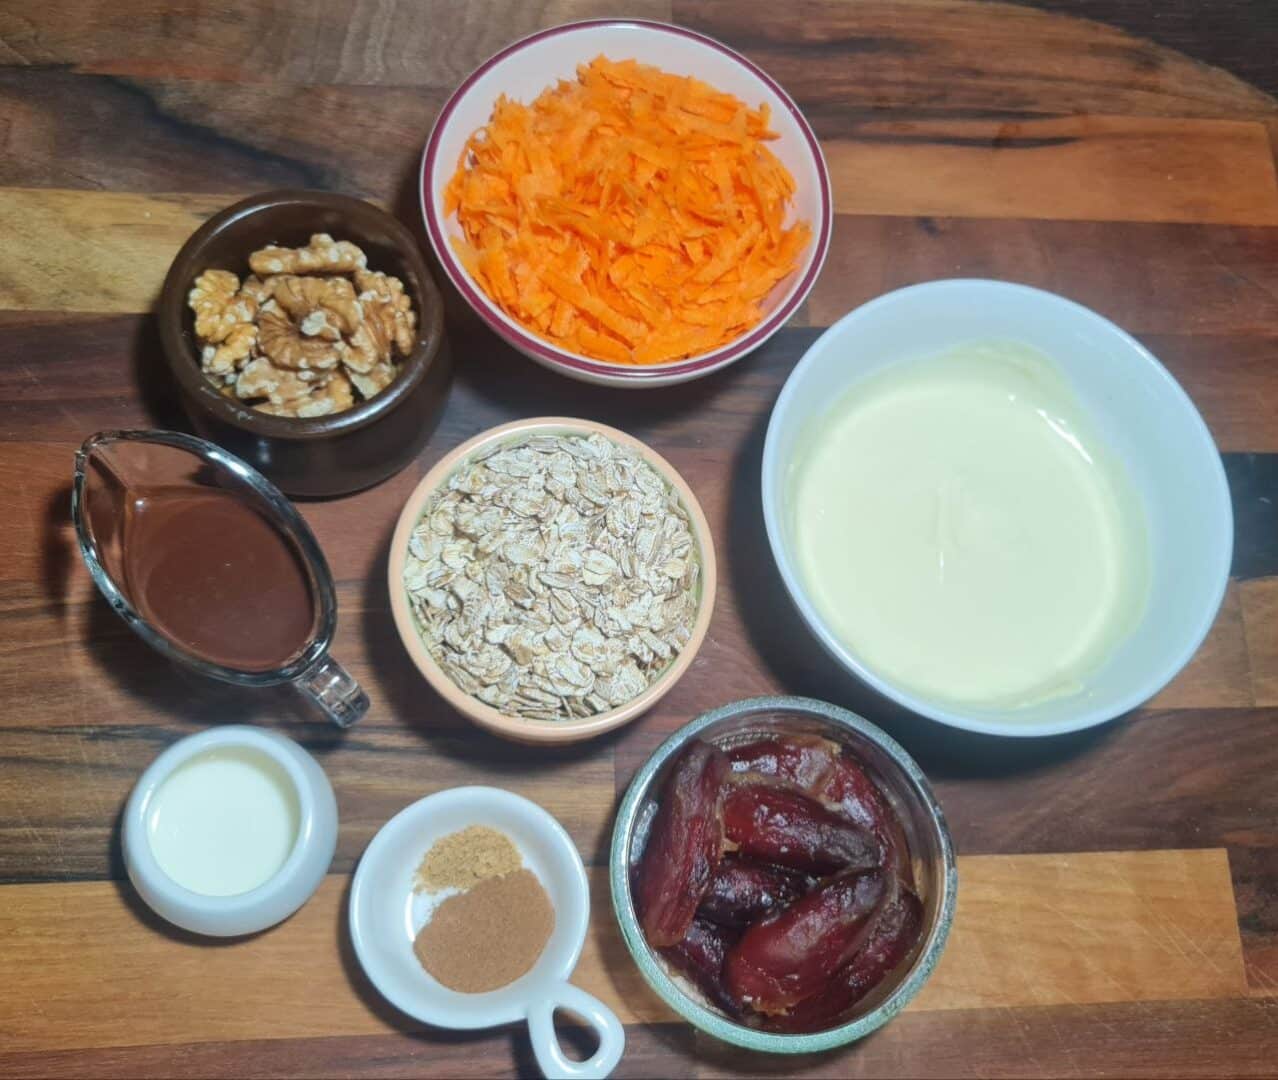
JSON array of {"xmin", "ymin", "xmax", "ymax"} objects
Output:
[{"xmin": 147, "ymin": 747, "xmax": 300, "ymax": 896}]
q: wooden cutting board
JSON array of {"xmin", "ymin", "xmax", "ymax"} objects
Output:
[{"xmin": 2, "ymin": 1, "xmax": 1278, "ymax": 1075}]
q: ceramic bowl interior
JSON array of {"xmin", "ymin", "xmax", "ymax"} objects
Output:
[
  {"xmin": 387, "ymin": 417, "xmax": 717, "ymax": 744},
  {"xmin": 762, "ymin": 279, "xmax": 1233, "ymax": 738},
  {"xmin": 420, "ymin": 18, "xmax": 832, "ymax": 387},
  {"xmin": 158, "ymin": 189, "xmax": 446, "ymax": 442},
  {"xmin": 610, "ymin": 696, "xmax": 957, "ymax": 1054}
]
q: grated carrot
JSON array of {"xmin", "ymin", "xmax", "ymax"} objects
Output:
[{"xmin": 445, "ymin": 56, "xmax": 812, "ymax": 366}]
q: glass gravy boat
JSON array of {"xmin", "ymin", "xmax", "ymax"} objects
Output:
[{"xmin": 72, "ymin": 429, "xmax": 368, "ymax": 727}]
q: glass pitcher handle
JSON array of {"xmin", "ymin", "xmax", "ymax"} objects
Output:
[{"xmin": 294, "ymin": 655, "xmax": 369, "ymax": 727}]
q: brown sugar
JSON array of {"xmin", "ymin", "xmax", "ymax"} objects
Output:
[
  {"xmin": 413, "ymin": 868, "xmax": 554, "ymax": 993},
  {"xmin": 414, "ymin": 825, "xmax": 522, "ymax": 892}
]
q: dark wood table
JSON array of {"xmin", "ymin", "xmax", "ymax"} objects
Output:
[{"xmin": 3, "ymin": 1, "xmax": 1278, "ymax": 1076}]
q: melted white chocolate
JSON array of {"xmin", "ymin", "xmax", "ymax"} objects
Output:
[{"xmin": 792, "ymin": 341, "xmax": 1148, "ymax": 710}]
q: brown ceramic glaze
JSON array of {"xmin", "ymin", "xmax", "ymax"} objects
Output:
[{"xmin": 158, "ymin": 190, "xmax": 451, "ymax": 497}]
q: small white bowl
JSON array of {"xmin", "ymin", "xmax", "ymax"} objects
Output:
[
  {"xmin": 762, "ymin": 279, "xmax": 1233, "ymax": 738},
  {"xmin": 420, "ymin": 18, "xmax": 832, "ymax": 388},
  {"xmin": 350, "ymin": 787, "xmax": 624, "ymax": 1080},
  {"xmin": 122, "ymin": 725, "xmax": 338, "ymax": 936}
]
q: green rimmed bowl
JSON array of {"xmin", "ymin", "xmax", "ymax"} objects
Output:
[{"xmin": 609, "ymin": 695, "xmax": 957, "ymax": 1053}]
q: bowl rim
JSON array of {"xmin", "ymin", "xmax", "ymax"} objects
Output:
[
  {"xmin": 157, "ymin": 188, "xmax": 447, "ymax": 440},
  {"xmin": 386, "ymin": 416, "xmax": 718, "ymax": 744},
  {"xmin": 761, "ymin": 277, "xmax": 1235, "ymax": 738},
  {"xmin": 418, "ymin": 17, "xmax": 833, "ymax": 382},
  {"xmin": 608, "ymin": 694, "xmax": 958, "ymax": 1053}
]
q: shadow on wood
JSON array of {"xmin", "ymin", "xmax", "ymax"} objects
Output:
[
  {"xmin": 42, "ymin": 482, "xmax": 76, "ymax": 609},
  {"xmin": 130, "ymin": 312, "xmax": 191, "ymax": 434}
]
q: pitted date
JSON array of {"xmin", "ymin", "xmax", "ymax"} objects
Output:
[
  {"xmin": 727, "ymin": 734, "xmax": 834, "ymax": 790},
  {"xmin": 723, "ymin": 868, "xmax": 891, "ymax": 1013},
  {"xmin": 722, "ymin": 782, "xmax": 880, "ymax": 875},
  {"xmin": 698, "ymin": 856, "xmax": 808, "ymax": 929},
  {"xmin": 729, "ymin": 734, "xmax": 911, "ymax": 882},
  {"xmin": 820, "ymin": 753, "xmax": 893, "ymax": 837},
  {"xmin": 765, "ymin": 885, "xmax": 924, "ymax": 1032},
  {"xmin": 662, "ymin": 917, "xmax": 742, "ymax": 1017},
  {"xmin": 636, "ymin": 741, "xmax": 730, "ymax": 948},
  {"xmin": 822, "ymin": 754, "xmax": 914, "ymax": 884}
]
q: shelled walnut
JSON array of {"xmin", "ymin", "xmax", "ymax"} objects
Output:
[{"xmin": 187, "ymin": 235, "xmax": 417, "ymax": 419}]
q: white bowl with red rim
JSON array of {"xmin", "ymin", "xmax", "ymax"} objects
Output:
[{"xmin": 420, "ymin": 18, "xmax": 832, "ymax": 388}]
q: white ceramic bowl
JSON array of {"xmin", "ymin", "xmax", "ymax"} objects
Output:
[
  {"xmin": 420, "ymin": 18, "xmax": 832, "ymax": 388},
  {"xmin": 349, "ymin": 787, "xmax": 624, "ymax": 1080},
  {"xmin": 762, "ymin": 279, "xmax": 1233, "ymax": 738},
  {"xmin": 122, "ymin": 725, "xmax": 338, "ymax": 936}
]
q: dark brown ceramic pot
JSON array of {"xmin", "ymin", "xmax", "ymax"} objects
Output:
[{"xmin": 158, "ymin": 190, "xmax": 451, "ymax": 498}]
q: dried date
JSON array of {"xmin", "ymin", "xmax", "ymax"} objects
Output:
[
  {"xmin": 765, "ymin": 885, "xmax": 924, "ymax": 1033},
  {"xmin": 729, "ymin": 734, "xmax": 911, "ymax": 882},
  {"xmin": 661, "ymin": 917, "xmax": 742, "ymax": 1017},
  {"xmin": 822, "ymin": 753, "xmax": 914, "ymax": 885},
  {"xmin": 727, "ymin": 734, "xmax": 834, "ymax": 790},
  {"xmin": 722, "ymin": 782, "xmax": 880, "ymax": 875},
  {"xmin": 698, "ymin": 856, "xmax": 808, "ymax": 929},
  {"xmin": 636, "ymin": 741, "xmax": 730, "ymax": 948},
  {"xmin": 723, "ymin": 868, "xmax": 891, "ymax": 1013}
]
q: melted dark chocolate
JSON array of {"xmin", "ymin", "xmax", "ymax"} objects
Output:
[{"xmin": 124, "ymin": 487, "xmax": 316, "ymax": 672}]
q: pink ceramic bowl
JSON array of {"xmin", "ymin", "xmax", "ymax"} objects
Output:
[{"xmin": 420, "ymin": 19, "xmax": 832, "ymax": 388}]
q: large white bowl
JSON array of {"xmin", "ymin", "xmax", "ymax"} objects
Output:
[
  {"xmin": 420, "ymin": 19, "xmax": 832, "ymax": 388},
  {"xmin": 762, "ymin": 279, "xmax": 1233, "ymax": 738}
]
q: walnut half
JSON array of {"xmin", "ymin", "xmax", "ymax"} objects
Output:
[
  {"xmin": 189, "ymin": 269, "xmax": 256, "ymax": 343},
  {"xmin": 355, "ymin": 269, "xmax": 417, "ymax": 357},
  {"xmin": 271, "ymin": 275, "xmax": 363, "ymax": 339},
  {"xmin": 257, "ymin": 308, "xmax": 345, "ymax": 372},
  {"xmin": 188, "ymin": 234, "xmax": 413, "ymax": 419},
  {"xmin": 249, "ymin": 233, "xmax": 367, "ymax": 276}
]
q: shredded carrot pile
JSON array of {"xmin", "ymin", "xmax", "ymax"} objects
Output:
[{"xmin": 445, "ymin": 56, "xmax": 812, "ymax": 365}]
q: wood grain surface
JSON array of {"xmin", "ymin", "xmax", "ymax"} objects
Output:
[{"xmin": 2, "ymin": 1, "xmax": 1278, "ymax": 1077}]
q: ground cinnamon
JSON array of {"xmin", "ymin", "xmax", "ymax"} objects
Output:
[{"xmin": 413, "ymin": 867, "xmax": 554, "ymax": 992}]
